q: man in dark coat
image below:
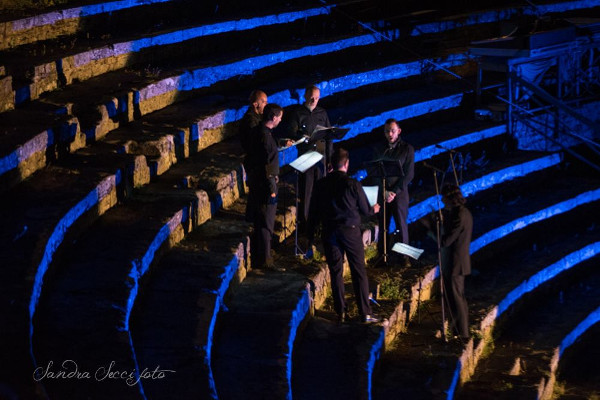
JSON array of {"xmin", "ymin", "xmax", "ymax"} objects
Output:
[
  {"xmin": 281, "ymin": 85, "xmax": 331, "ymax": 224},
  {"xmin": 375, "ymin": 118, "xmax": 414, "ymax": 265},
  {"xmin": 440, "ymin": 184, "xmax": 472, "ymax": 339},
  {"xmin": 240, "ymin": 89, "xmax": 268, "ymax": 155},
  {"xmin": 307, "ymin": 148, "xmax": 380, "ymax": 323},
  {"xmin": 247, "ymin": 103, "xmax": 283, "ymax": 269},
  {"xmin": 240, "ymin": 90, "xmax": 268, "ymax": 222}
]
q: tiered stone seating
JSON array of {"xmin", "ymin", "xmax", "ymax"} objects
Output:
[
  {"xmin": 371, "ymin": 164, "xmax": 600, "ymax": 398},
  {"xmin": 553, "ymin": 316, "xmax": 600, "ymax": 399},
  {"xmin": 457, "ymin": 254, "xmax": 600, "ymax": 399},
  {"xmin": 1, "ymin": 0, "xmax": 599, "ymax": 399}
]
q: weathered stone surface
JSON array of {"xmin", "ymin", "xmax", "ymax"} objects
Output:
[
  {"xmin": 33, "ymin": 195, "xmax": 202, "ymax": 399},
  {"xmin": 132, "ymin": 203, "xmax": 251, "ymax": 400},
  {"xmin": 0, "ymin": 75, "xmax": 14, "ymax": 112}
]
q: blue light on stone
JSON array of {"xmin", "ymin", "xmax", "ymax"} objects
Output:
[
  {"xmin": 414, "ymin": 125, "xmax": 506, "ymax": 162},
  {"xmin": 471, "ymin": 189, "xmax": 600, "ymax": 254},
  {"xmin": 29, "ymin": 171, "xmax": 122, "ymax": 320},
  {"xmin": 0, "ymin": 129, "xmax": 55, "ymax": 176},
  {"xmin": 206, "ymin": 255, "xmax": 244, "ymax": 400},
  {"xmin": 153, "ymin": 34, "xmax": 381, "ymax": 101},
  {"xmin": 446, "ymin": 359, "xmax": 462, "ymax": 400},
  {"xmin": 497, "ymin": 242, "xmax": 600, "ymax": 317},
  {"xmin": 286, "ymin": 287, "xmax": 311, "ymax": 400},
  {"xmin": 408, "ymin": 153, "xmax": 562, "ymax": 223},
  {"xmin": 129, "ymin": 7, "xmax": 333, "ymax": 53},
  {"xmin": 446, "ymin": 242, "xmax": 600, "ymax": 400},
  {"xmin": 366, "ymin": 328, "xmax": 386, "ymax": 400},
  {"xmin": 339, "ymin": 94, "xmax": 464, "ymax": 142},
  {"xmin": 559, "ymin": 305, "xmax": 600, "ymax": 357},
  {"xmin": 123, "ymin": 207, "xmax": 189, "ymax": 331}
]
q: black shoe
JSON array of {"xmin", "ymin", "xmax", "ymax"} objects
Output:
[{"xmin": 361, "ymin": 314, "xmax": 379, "ymax": 324}]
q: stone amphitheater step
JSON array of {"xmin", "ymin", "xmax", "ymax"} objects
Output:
[
  {"xmin": 372, "ymin": 168, "xmax": 600, "ymax": 399},
  {"xmin": 4, "ymin": 0, "xmax": 594, "ymax": 109},
  {"xmin": 0, "ymin": 0, "xmax": 331, "ymax": 51},
  {"xmin": 457, "ymin": 253, "xmax": 600, "ymax": 400},
  {"xmin": 291, "ymin": 161, "xmax": 595, "ymax": 400},
  {"xmin": 0, "ymin": 40, "xmax": 477, "ymax": 187},
  {"xmin": 31, "ymin": 190, "xmax": 209, "ymax": 399},
  {"xmin": 0, "ymin": 152, "xmax": 138, "ymax": 397},
  {"xmin": 130, "ymin": 200, "xmax": 251, "ymax": 400},
  {"xmin": 0, "ymin": 0, "xmax": 179, "ymax": 50},
  {"xmin": 25, "ymin": 129, "xmax": 296, "ymax": 398},
  {"xmin": 408, "ymin": 151, "xmax": 564, "ymax": 226},
  {"xmin": 131, "ymin": 192, "xmax": 299, "ymax": 400},
  {"xmin": 554, "ymin": 318, "xmax": 600, "ymax": 399},
  {"xmin": 2, "ymin": 4, "xmax": 348, "ymax": 107},
  {"xmin": 0, "ymin": 102, "xmax": 85, "ymax": 190},
  {"xmin": 1, "ymin": 0, "xmax": 546, "ymax": 109},
  {"xmin": 0, "ymin": 130, "xmax": 255, "ymax": 398},
  {"xmin": 209, "ymin": 264, "xmax": 313, "ymax": 399}
]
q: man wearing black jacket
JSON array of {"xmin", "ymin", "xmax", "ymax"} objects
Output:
[
  {"xmin": 307, "ymin": 148, "xmax": 380, "ymax": 323},
  {"xmin": 440, "ymin": 184, "xmax": 472, "ymax": 339},
  {"xmin": 281, "ymin": 85, "xmax": 331, "ymax": 224},
  {"xmin": 376, "ymin": 118, "xmax": 414, "ymax": 265},
  {"xmin": 240, "ymin": 90, "xmax": 268, "ymax": 222},
  {"xmin": 247, "ymin": 103, "xmax": 283, "ymax": 269}
]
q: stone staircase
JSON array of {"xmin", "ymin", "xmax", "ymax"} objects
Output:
[
  {"xmin": 373, "ymin": 164, "xmax": 600, "ymax": 399},
  {"xmin": 1, "ymin": 0, "xmax": 599, "ymax": 399}
]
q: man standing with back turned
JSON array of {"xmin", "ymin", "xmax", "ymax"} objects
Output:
[
  {"xmin": 439, "ymin": 184, "xmax": 472, "ymax": 340},
  {"xmin": 307, "ymin": 148, "xmax": 380, "ymax": 323}
]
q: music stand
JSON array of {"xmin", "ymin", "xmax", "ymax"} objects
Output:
[
  {"xmin": 289, "ymin": 151, "xmax": 324, "ymax": 256},
  {"xmin": 365, "ymin": 158, "xmax": 403, "ymax": 266},
  {"xmin": 391, "ymin": 243, "xmax": 438, "ymax": 325},
  {"xmin": 309, "ymin": 126, "xmax": 349, "ymax": 175}
]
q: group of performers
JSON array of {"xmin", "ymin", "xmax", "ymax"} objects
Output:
[{"xmin": 239, "ymin": 86, "xmax": 471, "ymax": 336}]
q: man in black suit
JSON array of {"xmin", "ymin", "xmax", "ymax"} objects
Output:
[
  {"xmin": 375, "ymin": 118, "xmax": 414, "ymax": 266},
  {"xmin": 240, "ymin": 90, "xmax": 268, "ymax": 222},
  {"xmin": 307, "ymin": 148, "xmax": 380, "ymax": 323},
  {"xmin": 247, "ymin": 103, "xmax": 283, "ymax": 269},
  {"xmin": 281, "ymin": 85, "xmax": 331, "ymax": 224},
  {"xmin": 439, "ymin": 184, "xmax": 472, "ymax": 339}
]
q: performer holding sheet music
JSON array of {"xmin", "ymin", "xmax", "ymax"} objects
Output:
[
  {"xmin": 374, "ymin": 118, "xmax": 414, "ymax": 266},
  {"xmin": 247, "ymin": 104, "xmax": 284, "ymax": 270},
  {"xmin": 280, "ymin": 85, "xmax": 331, "ymax": 224},
  {"xmin": 307, "ymin": 148, "xmax": 380, "ymax": 323}
]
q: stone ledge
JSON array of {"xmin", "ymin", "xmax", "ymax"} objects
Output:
[
  {"xmin": 32, "ymin": 192, "xmax": 211, "ymax": 399},
  {"xmin": 537, "ymin": 303, "xmax": 600, "ymax": 399},
  {"xmin": 0, "ymin": 0, "xmax": 174, "ymax": 50},
  {"xmin": 447, "ymin": 242, "xmax": 600, "ymax": 398}
]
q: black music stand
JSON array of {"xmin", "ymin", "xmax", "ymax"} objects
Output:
[
  {"xmin": 390, "ymin": 243, "xmax": 437, "ymax": 325},
  {"xmin": 289, "ymin": 151, "xmax": 324, "ymax": 256},
  {"xmin": 365, "ymin": 157, "xmax": 403, "ymax": 266},
  {"xmin": 309, "ymin": 126, "xmax": 349, "ymax": 175}
]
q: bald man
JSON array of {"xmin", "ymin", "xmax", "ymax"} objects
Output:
[{"xmin": 282, "ymin": 85, "xmax": 331, "ymax": 224}]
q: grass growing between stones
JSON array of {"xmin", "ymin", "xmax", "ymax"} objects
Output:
[{"xmin": 377, "ymin": 271, "xmax": 409, "ymax": 301}]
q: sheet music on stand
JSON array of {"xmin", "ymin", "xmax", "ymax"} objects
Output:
[
  {"xmin": 362, "ymin": 185, "xmax": 379, "ymax": 207},
  {"xmin": 289, "ymin": 151, "xmax": 323, "ymax": 173},
  {"xmin": 392, "ymin": 242, "xmax": 424, "ymax": 260}
]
